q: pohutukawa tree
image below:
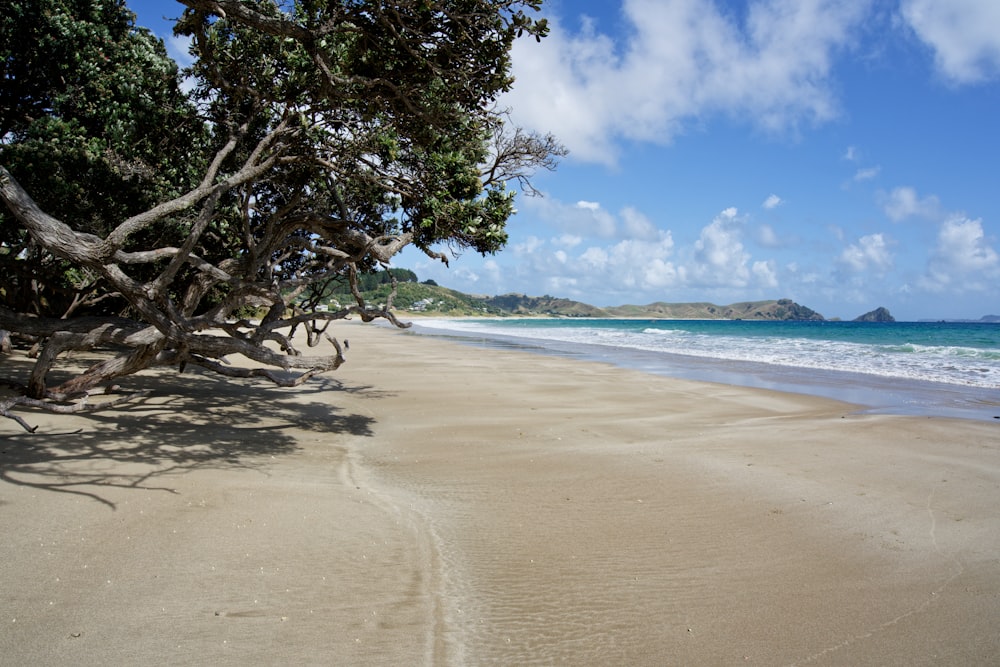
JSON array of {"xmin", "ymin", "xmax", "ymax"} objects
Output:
[{"xmin": 0, "ymin": 0, "xmax": 565, "ymax": 431}]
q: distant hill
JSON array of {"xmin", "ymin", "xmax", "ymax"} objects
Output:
[
  {"xmin": 854, "ymin": 307, "xmax": 895, "ymax": 322},
  {"xmin": 481, "ymin": 293, "xmax": 609, "ymax": 317},
  {"xmin": 325, "ymin": 282, "xmax": 825, "ymax": 320},
  {"xmin": 605, "ymin": 298, "xmax": 824, "ymax": 321}
]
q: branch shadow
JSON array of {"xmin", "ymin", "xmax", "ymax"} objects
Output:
[{"xmin": 0, "ymin": 359, "xmax": 390, "ymax": 510}]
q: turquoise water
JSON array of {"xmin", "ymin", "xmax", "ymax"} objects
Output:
[{"xmin": 412, "ymin": 318, "xmax": 1000, "ymax": 421}]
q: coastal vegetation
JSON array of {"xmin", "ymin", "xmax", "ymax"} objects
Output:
[
  {"xmin": 0, "ymin": 0, "xmax": 564, "ymax": 430},
  {"xmin": 328, "ymin": 278, "xmax": 829, "ymax": 320}
]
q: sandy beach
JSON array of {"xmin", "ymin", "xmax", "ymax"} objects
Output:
[{"xmin": 2, "ymin": 321, "xmax": 999, "ymax": 665}]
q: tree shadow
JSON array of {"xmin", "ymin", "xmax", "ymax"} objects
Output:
[{"xmin": 0, "ymin": 359, "xmax": 388, "ymax": 510}]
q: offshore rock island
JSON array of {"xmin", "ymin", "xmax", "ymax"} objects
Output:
[{"xmin": 853, "ymin": 306, "xmax": 896, "ymax": 322}]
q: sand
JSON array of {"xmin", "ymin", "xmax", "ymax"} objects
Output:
[{"xmin": 2, "ymin": 321, "xmax": 999, "ymax": 665}]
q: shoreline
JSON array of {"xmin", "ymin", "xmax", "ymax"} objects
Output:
[
  {"xmin": 405, "ymin": 318, "xmax": 1000, "ymax": 422},
  {"xmin": 3, "ymin": 321, "xmax": 1000, "ymax": 664}
]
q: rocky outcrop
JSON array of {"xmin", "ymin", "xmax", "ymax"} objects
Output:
[{"xmin": 854, "ymin": 307, "xmax": 895, "ymax": 322}]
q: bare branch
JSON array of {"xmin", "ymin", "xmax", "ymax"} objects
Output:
[{"xmin": 1, "ymin": 390, "xmax": 152, "ymax": 433}]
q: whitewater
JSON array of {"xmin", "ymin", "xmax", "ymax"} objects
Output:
[{"xmin": 409, "ymin": 318, "xmax": 1000, "ymax": 421}]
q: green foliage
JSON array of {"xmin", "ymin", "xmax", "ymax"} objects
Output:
[
  {"xmin": 0, "ymin": 0, "xmax": 565, "ymax": 412},
  {"xmin": 1, "ymin": 0, "xmax": 205, "ymax": 221},
  {"xmin": 323, "ymin": 268, "xmax": 418, "ymax": 295},
  {"xmin": 173, "ymin": 0, "xmax": 546, "ymax": 264},
  {"xmin": 1, "ymin": 0, "xmax": 207, "ymax": 315},
  {"xmin": 1, "ymin": 0, "xmax": 560, "ymax": 342},
  {"xmin": 348, "ymin": 281, "xmax": 508, "ymax": 315}
]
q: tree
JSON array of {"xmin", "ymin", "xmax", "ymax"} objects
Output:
[
  {"xmin": 0, "ymin": 0, "xmax": 565, "ymax": 431},
  {"xmin": 1, "ymin": 0, "xmax": 209, "ymax": 318}
]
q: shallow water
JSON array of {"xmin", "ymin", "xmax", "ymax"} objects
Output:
[{"xmin": 409, "ymin": 319, "xmax": 1000, "ymax": 421}]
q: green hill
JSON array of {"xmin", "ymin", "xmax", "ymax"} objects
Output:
[
  {"xmin": 606, "ymin": 298, "xmax": 824, "ymax": 320},
  {"xmin": 318, "ymin": 280, "xmax": 824, "ymax": 320}
]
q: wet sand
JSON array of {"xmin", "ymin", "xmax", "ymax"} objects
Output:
[{"xmin": 2, "ymin": 322, "xmax": 999, "ymax": 664}]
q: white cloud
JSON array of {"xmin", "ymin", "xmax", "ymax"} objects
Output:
[
  {"xmin": 853, "ymin": 166, "xmax": 880, "ymax": 181},
  {"xmin": 691, "ymin": 208, "xmax": 752, "ymax": 287},
  {"xmin": 505, "ymin": 0, "xmax": 870, "ymax": 163},
  {"xmin": 504, "ymin": 220, "xmax": 680, "ymax": 301},
  {"xmin": 164, "ymin": 34, "xmax": 197, "ymax": 93},
  {"xmin": 521, "ymin": 196, "xmax": 618, "ymax": 237},
  {"xmin": 620, "ymin": 206, "xmax": 661, "ymax": 240},
  {"xmin": 881, "ymin": 186, "xmax": 941, "ymax": 221},
  {"xmin": 514, "ymin": 235, "xmax": 545, "ymax": 255},
  {"xmin": 920, "ymin": 216, "xmax": 1000, "ymax": 292},
  {"xmin": 451, "ymin": 266, "xmax": 481, "ymax": 284},
  {"xmin": 645, "ymin": 256, "xmax": 685, "ymax": 289},
  {"xmin": 165, "ymin": 34, "xmax": 195, "ymax": 68},
  {"xmin": 752, "ymin": 260, "xmax": 779, "ymax": 288},
  {"xmin": 763, "ymin": 194, "xmax": 783, "ymax": 209},
  {"xmin": 838, "ymin": 233, "xmax": 894, "ymax": 273},
  {"xmin": 555, "ymin": 234, "xmax": 583, "ymax": 248},
  {"xmin": 579, "ymin": 246, "xmax": 609, "ymax": 270},
  {"xmin": 754, "ymin": 223, "xmax": 793, "ymax": 248},
  {"xmin": 521, "ymin": 196, "xmax": 672, "ymax": 241},
  {"xmin": 482, "ymin": 259, "xmax": 502, "ymax": 284},
  {"xmin": 756, "ymin": 224, "xmax": 780, "ymax": 247},
  {"xmin": 843, "ymin": 145, "xmax": 859, "ymax": 161},
  {"xmin": 900, "ymin": 0, "xmax": 1000, "ymax": 84},
  {"xmin": 506, "ymin": 203, "xmax": 798, "ymax": 299}
]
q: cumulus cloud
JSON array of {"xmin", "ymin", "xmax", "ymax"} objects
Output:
[
  {"xmin": 520, "ymin": 196, "xmax": 673, "ymax": 241},
  {"xmin": 434, "ymin": 199, "xmax": 799, "ymax": 303},
  {"xmin": 563, "ymin": 232, "xmax": 681, "ymax": 295},
  {"xmin": 513, "ymin": 235, "xmax": 545, "ymax": 255},
  {"xmin": 752, "ymin": 260, "xmax": 779, "ymax": 288},
  {"xmin": 920, "ymin": 216, "xmax": 1000, "ymax": 292},
  {"xmin": 451, "ymin": 266, "xmax": 481, "ymax": 284},
  {"xmin": 481, "ymin": 259, "xmax": 502, "ymax": 284},
  {"xmin": 555, "ymin": 234, "xmax": 583, "ymax": 248},
  {"xmin": 900, "ymin": 0, "xmax": 1000, "ymax": 84},
  {"xmin": 762, "ymin": 194, "xmax": 783, "ymax": 209},
  {"xmin": 881, "ymin": 186, "xmax": 942, "ymax": 221},
  {"xmin": 496, "ymin": 198, "xmax": 687, "ymax": 300},
  {"xmin": 691, "ymin": 207, "xmax": 753, "ymax": 287},
  {"xmin": 620, "ymin": 206, "xmax": 661, "ymax": 240},
  {"xmin": 519, "ymin": 196, "xmax": 618, "ymax": 237},
  {"xmin": 504, "ymin": 0, "xmax": 870, "ymax": 163},
  {"xmin": 838, "ymin": 233, "xmax": 894, "ymax": 274}
]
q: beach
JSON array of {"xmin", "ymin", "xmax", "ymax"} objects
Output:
[{"xmin": 2, "ymin": 321, "xmax": 999, "ymax": 665}]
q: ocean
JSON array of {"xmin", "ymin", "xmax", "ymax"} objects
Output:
[{"xmin": 409, "ymin": 318, "xmax": 1000, "ymax": 422}]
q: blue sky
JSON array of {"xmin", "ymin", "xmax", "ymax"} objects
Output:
[{"xmin": 129, "ymin": 1, "xmax": 1000, "ymax": 320}]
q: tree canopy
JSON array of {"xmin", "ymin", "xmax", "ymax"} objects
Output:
[{"xmin": 0, "ymin": 0, "xmax": 564, "ymax": 431}]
